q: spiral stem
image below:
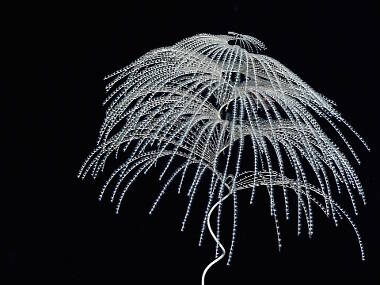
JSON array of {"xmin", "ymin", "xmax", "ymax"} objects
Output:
[{"xmin": 202, "ymin": 187, "xmax": 232, "ymax": 285}]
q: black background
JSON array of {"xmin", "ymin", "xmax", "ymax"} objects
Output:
[{"xmin": 7, "ymin": 1, "xmax": 379, "ymax": 284}]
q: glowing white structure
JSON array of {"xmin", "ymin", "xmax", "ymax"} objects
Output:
[{"xmin": 78, "ymin": 32, "xmax": 369, "ymax": 284}]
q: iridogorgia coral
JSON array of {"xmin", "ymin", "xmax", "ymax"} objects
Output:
[{"xmin": 78, "ymin": 32, "xmax": 369, "ymax": 284}]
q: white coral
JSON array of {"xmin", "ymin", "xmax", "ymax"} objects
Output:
[{"xmin": 78, "ymin": 32, "xmax": 369, "ymax": 284}]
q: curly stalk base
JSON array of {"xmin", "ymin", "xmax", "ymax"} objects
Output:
[{"xmin": 202, "ymin": 188, "xmax": 232, "ymax": 285}]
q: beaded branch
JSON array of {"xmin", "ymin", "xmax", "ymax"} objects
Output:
[{"xmin": 78, "ymin": 32, "xmax": 370, "ymax": 284}]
